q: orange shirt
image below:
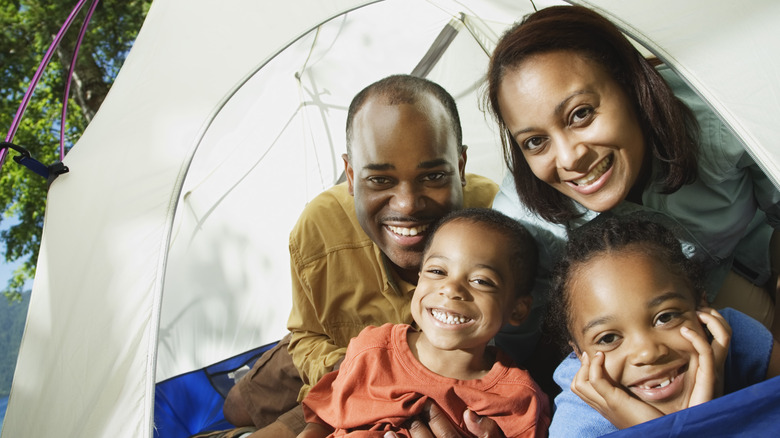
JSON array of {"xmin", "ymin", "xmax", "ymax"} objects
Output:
[{"xmin": 303, "ymin": 324, "xmax": 550, "ymax": 438}]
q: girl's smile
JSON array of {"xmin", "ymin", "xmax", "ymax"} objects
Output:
[{"xmin": 568, "ymin": 247, "xmax": 706, "ymax": 414}]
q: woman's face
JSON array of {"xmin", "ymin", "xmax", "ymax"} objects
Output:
[{"xmin": 497, "ymin": 51, "xmax": 646, "ymax": 212}]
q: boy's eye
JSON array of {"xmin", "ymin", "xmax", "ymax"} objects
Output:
[
  {"xmin": 471, "ymin": 278, "xmax": 497, "ymax": 288},
  {"xmin": 425, "ymin": 268, "xmax": 445, "ymax": 276}
]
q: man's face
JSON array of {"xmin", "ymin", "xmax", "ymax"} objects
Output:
[{"xmin": 344, "ymin": 94, "xmax": 466, "ymax": 284}]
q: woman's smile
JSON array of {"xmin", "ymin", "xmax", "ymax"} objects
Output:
[{"xmin": 497, "ymin": 51, "xmax": 646, "ymax": 212}]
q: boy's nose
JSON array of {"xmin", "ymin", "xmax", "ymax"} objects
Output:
[{"xmin": 439, "ymin": 279, "xmax": 468, "ymax": 301}]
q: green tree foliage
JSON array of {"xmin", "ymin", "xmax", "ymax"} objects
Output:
[{"xmin": 0, "ymin": 0, "xmax": 150, "ymax": 301}]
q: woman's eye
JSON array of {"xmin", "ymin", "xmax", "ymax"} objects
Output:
[
  {"xmin": 571, "ymin": 106, "xmax": 593, "ymax": 125},
  {"xmin": 522, "ymin": 136, "xmax": 547, "ymax": 151}
]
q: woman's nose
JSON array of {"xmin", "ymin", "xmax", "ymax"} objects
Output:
[{"xmin": 553, "ymin": 137, "xmax": 590, "ymax": 172}]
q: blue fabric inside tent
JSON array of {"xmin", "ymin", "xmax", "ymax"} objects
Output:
[
  {"xmin": 154, "ymin": 342, "xmax": 276, "ymax": 438},
  {"xmin": 607, "ymin": 375, "xmax": 780, "ymax": 437},
  {"xmin": 154, "ymin": 345, "xmax": 780, "ymax": 438}
]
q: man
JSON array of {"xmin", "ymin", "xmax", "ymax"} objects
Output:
[{"xmin": 204, "ymin": 75, "xmax": 498, "ymax": 438}]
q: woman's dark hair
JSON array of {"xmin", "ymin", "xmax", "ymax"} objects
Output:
[
  {"xmin": 486, "ymin": 5, "xmax": 699, "ymax": 224},
  {"xmin": 547, "ymin": 216, "xmax": 705, "ymax": 350},
  {"xmin": 423, "ymin": 208, "xmax": 538, "ymax": 298}
]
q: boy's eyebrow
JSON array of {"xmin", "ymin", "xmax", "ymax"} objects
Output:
[{"xmin": 423, "ymin": 257, "xmax": 504, "ymax": 279}]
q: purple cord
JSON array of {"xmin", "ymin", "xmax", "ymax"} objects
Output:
[
  {"xmin": 1, "ymin": 0, "xmax": 91, "ymax": 168},
  {"xmin": 60, "ymin": 0, "xmax": 101, "ymax": 161}
]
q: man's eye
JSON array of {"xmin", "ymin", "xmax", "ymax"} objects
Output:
[
  {"xmin": 367, "ymin": 176, "xmax": 392, "ymax": 185},
  {"xmin": 424, "ymin": 172, "xmax": 445, "ymax": 181}
]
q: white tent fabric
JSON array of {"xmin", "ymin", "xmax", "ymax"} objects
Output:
[{"xmin": 3, "ymin": 0, "xmax": 779, "ymax": 436}]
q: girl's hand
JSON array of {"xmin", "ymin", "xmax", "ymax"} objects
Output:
[
  {"xmin": 681, "ymin": 307, "xmax": 731, "ymax": 407},
  {"xmin": 572, "ymin": 351, "xmax": 664, "ymax": 429}
]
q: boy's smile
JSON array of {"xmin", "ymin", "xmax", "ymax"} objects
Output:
[{"xmin": 411, "ymin": 220, "xmax": 519, "ymax": 358}]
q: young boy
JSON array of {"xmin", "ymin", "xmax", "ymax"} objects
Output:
[{"xmin": 300, "ymin": 208, "xmax": 550, "ymax": 438}]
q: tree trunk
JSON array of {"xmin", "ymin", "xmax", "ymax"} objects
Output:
[{"xmin": 55, "ymin": 43, "xmax": 110, "ymax": 123}]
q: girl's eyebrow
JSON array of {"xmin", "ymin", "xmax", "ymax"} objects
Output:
[
  {"xmin": 581, "ymin": 315, "xmax": 614, "ymax": 337},
  {"xmin": 647, "ymin": 291, "xmax": 689, "ymax": 307}
]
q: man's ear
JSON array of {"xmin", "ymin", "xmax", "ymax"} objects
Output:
[
  {"xmin": 508, "ymin": 295, "xmax": 532, "ymax": 326},
  {"xmin": 458, "ymin": 145, "xmax": 468, "ymax": 187},
  {"xmin": 342, "ymin": 153, "xmax": 355, "ymax": 196}
]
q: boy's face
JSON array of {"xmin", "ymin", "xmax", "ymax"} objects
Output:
[
  {"xmin": 411, "ymin": 220, "xmax": 525, "ymax": 354},
  {"xmin": 568, "ymin": 249, "xmax": 705, "ymax": 415}
]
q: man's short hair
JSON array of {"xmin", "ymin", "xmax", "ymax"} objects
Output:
[{"xmin": 345, "ymin": 74, "xmax": 464, "ymax": 157}]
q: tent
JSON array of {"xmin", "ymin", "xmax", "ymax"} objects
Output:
[{"xmin": 3, "ymin": 0, "xmax": 780, "ymax": 436}]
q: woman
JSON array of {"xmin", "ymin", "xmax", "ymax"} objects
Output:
[{"xmin": 485, "ymin": 5, "xmax": 780, "ymax": 343}]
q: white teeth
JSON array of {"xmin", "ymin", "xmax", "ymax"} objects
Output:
[
  {"xmin": 639, "ymin": 375, "xmax": 674, "ymax": 390},
  {"xmin": 573, "ymin": 155, "xmax": 612, "ymax": 186},
  {"xmin": 431, "ymin": 309, "xmax": 471, "ymax": 325},
  {"xmin": 387, "ymin": 224, "xmax": 429, "ymax": 237}
]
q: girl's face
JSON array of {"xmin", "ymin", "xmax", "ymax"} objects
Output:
[
  {"xmin": 567, "ymin": 249, "xmax": 705, "ymax": 415},
  {"xmin": 497, "ymin": 51, "xmax": 646, "ymax": 212}
]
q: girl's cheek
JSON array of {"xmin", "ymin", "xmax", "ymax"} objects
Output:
[{"xmin": 603, "ymin": 354, "xmax": 624, "ymax": 384}]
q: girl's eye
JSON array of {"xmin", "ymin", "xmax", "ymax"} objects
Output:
[
  {"xmin": 425, "ymin": 268, "xmax": 445, "ymax": 276},
  {"xmin": 570, "ymin": 106, "xmax": 593, "ymax": 125},
  {"xmin": 596, "ymin": 333, "xmax": 619, "ymax": 345},
  {"xmin": 654, "ymin": 311, "xmax": 681, "ymax": 326},
  {"xmin": 521, "ymin": 136, "xmax": 547, "ymax": 151}
]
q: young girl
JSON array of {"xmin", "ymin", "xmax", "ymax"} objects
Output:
[
  {"xmin": 546, "ymin": 216, "xmax": 780, "ymax": 437},
  {"xmin": 298, "ymin": 208, "xmax": 550, "ymax": 438}
]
